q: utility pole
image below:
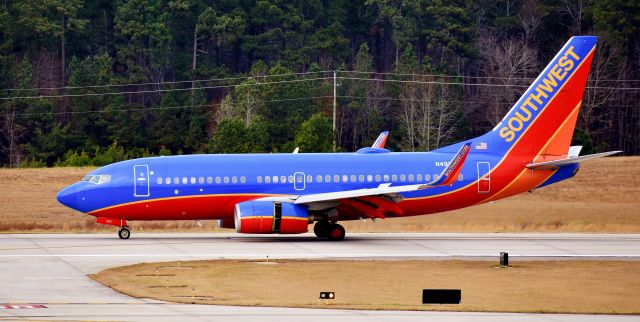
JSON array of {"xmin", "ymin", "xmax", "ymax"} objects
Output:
[{"xmin": 332, "ymin": 70, "xmax": 337, "ymax": 152}]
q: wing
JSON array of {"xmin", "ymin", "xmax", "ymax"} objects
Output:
[{"xmin": 293, "ymin": 142, "xmax": 472, "ymax": 205}]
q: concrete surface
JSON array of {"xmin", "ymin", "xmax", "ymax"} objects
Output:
[{"xmin": 1, "ymin": 232, "xmax": 638, "ymax": 321}]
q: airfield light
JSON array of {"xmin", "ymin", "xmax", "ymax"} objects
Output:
[
  {"xmin": 500, "ymin": 252, "xmax": 509, "ymax": 267},
  {"xmin": 422, "ymin": 289, "xmax": 461, "ymax": 304},
  {"xmin": 319, "ymin": 292, "xmax": 335, "ymax": 300}
]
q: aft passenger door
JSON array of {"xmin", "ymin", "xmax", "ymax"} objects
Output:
[
  {"xmin": 477, "ymin": 162, "xmax": 491, "ymax": 194},
  {"xmin": 133, "ymin": 164, "xmax": 150, "ymax": 197}
]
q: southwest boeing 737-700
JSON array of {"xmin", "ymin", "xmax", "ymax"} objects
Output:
[{"xmin": 57, "ymin": 36, "xmax": 620, "ymax": 240}]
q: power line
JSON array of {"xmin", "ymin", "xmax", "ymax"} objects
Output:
[
  {"xmin": 3, "ymin": 69, "xmax": 638, "ymax": 94},
  {"xmin": 342, "ymin": 70, "xmax": 640, "ymax": 83},
  {"xmin": 0, "ymin": 70, "xmax": 333, "ymax": 93},
  {"xmin": 13, "ymin": 95, "xmax": 333, "ymax": 117},
  {"xmin": 340, "ymin": 76, "xmax": 640, "ymax": 91},
  {"xmin": 1, "ymin": 77, "xmax": 331, "ymax": 101},
  {"xmin": 2, "ymin": 74, "xmax": 638, "ymax": 102},
  {"xmin": 340, "ymin": 76, "xmax": 531, "ymax": 88},
  {"xmin": 338, "ymin": 95, "xmax": 640, "ymax": 107}
]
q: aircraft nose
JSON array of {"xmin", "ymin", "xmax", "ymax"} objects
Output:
[{"xmin": 56, "ymin": 184, "xmax": 79, "ymax": 210}]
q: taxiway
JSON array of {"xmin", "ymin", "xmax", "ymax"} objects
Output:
[{"xmin": 1, "ymin": 232, "xmax": 638, "ymax": 321}]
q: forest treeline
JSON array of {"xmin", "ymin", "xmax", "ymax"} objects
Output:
[{"xmin": 1, "ymin": 0, "xmax": 639, "ymax": 167}]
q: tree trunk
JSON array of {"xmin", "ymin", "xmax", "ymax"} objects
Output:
[
  {"xmin": 61, "ymin": 15, "xmax": 66, "ymax": 83},
  {"xmin": 191, "ymin": 25, "xmax": 198, "ymax": 105}
]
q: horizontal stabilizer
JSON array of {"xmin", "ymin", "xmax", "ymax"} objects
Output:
[{"xmin": 526, "ymin": 151, "xmax": 622, "ymax": 170}]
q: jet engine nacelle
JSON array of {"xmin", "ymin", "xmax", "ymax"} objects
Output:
[{"xmin": 234, "ymin": 200, "xmax": 309, "ymax": 234}]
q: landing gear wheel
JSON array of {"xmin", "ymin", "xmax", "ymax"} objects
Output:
[
  {"xmin": 118, "ymin": 227, "xmax": 130, "ymax": 239},
  {"xmin": 314, "ymin": 221, "xmax": 330, "ymax": 238},
  {"xmin": 327, "ymin": 224, "xmax": 345, "ymax": 241}
]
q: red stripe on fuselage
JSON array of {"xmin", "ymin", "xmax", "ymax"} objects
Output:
[{"xmin": 87, "ymin": 50, "xmax": 594, "ymax": 223}]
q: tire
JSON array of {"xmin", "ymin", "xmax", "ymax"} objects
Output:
[
  {"xmin": 118, "ymin": 227, "xmax": 130, "ymax": 239},
  {"xmin": 327, "ymin": 224, "xmax": 345, "ymax": 241},
  {"xmin": 313, "ymin": 221, "xmax": 330, "ymax": 238}
]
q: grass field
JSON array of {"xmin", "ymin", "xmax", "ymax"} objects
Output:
[
  {"xmin": 1, "ymin": 156, "xmax": 639, "ymax": 233},
  {"xmin": 91, "ymin": 259, "xmax": 640, "ymax": 314}
]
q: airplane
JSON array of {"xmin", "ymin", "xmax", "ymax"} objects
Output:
[{"xmin": 57, "ymin": 36, "xmax": 620, "ymax": 240}]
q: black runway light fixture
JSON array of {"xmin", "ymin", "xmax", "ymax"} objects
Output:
[{"xmin": 500, "ymin": 252, "xmax": 509, "ymax": 267}]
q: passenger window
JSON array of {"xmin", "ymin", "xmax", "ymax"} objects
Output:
[
  {"xmin": 207, "ymin": 177, "xmax": 213, "ymax": 184},
  {"xmin": 325, "ymin": 175, "xmax": 331, "ymax": 182},
  {"xmin": 384, "ymin": 175, "xmax": 389, "ymax": 182},
  {"xmin": 165, "ymin": 177, "xmax": 171, "ymax": 184},
  {"xmin": 358, "ymin": 175, "xmax": 364, "ymax": 182},
  {"xmin": 190, "ymin": 177, "xmax": 196, "ymax": 184},
  {"xmin": 392, "ymin": 175, "xmax": 398, "ymax": 182},
  {"xmin": 257, "ymin": 176, "xmax": 263, "ymax": 183},
  {"xmin": 367, "ymin": 175, "xmax": 373, "ymax": 182},
  {"xmin": 281, "ymin": 176, "xmax": 286, "ymax": 183},
  {"xmin": 342, "ymin": 175, "xmax": 348, "ymax": 182},
  {"xmin": 417, "ymin": 174, "xmax": 423, "ymax": 182},
  {"xmin": 400, "ymin": 175, "xmax": 406, "ymax": 182},
  {"xmin": 173, "ymin": 177, "xmax": 179, "ymax": 184},
  {"xmin": 350, "ymin": 175, "xmax": 356, "ymax": 182},
  {"xmin": 316, "ymin": 175, "xmax": 323, "ymax": 183},
  {"xmin": 157, "ymin": 177, "xmax": 163, "ymax": 184},
  {"xmin": 408, "ymin": 174, "xmax": 415, "ymax": 182},
  {"xmin": 265, "ymin": 176, "xmax": 271, "ymax": 183},
  {"xmin": 458, "ymin": 174, "xmax": 464, "ymax": 181},
  {"xmin": 425, "ymin": 174, "xmax": 430, "ymax": 181},
  {"xmin": 288, "ymin": 176, "xmax": 294, "ymax": 183},
  {"xmin": 334, "ymin": 175, "xmax": 340, "ymax": 182},
  {"xmin": 199, "ymin": 177, "xmax": 204, "ymax": 184},
  {"xmin": 215, "ymin": 176, "xmax": 221, "ymax": 184},
  {"xmin": 375, "ymin": 175, "xmax": 381, "ymax": 182},
  {"xmin": 307, "ymin": 175, "xmax": 313, "ymax": 183},
  {"xmin": 232, "ymin": 176, "xmax": 238, "ymax": 184},
  {"xmin": 224, "ymin": 176, "xmax": 229, "ymax": 184},
  {"xmin": 240, "ymin": 176, "xmax": 246, "ymax": 183},
  {"xmin": 182, "ymin": 177, "xmax": 187, "ymax": 184},
  {"xmin": 273, "ymin": 176, "xmax": 279, "ymax": 183}
]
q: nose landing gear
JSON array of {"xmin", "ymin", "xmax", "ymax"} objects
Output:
[{"xmin": 118, "ymin": 226, "xmax": 131, "ymax": 239}]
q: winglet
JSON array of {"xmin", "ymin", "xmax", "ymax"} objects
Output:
[
  {"xmin": 427, "ymin": 142, "xmax": 472, "ymax": 187},
  {"xmin": 372, "ymin": 131, "xmax": 390, "ymax": 148}
]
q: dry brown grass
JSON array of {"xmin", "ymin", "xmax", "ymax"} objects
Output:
[
  {"xmin": 91, "ymin": 259, "xmax": 640, "ymax": 314},
  {"xmin": 1, "ymin": 156, "xmax": 639, "ymax": 233}
]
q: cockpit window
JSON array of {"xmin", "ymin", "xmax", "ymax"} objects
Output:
[
  {"xmin": 83, "ymin": 175, "xmax": 111, "ymax": 185},
  {"xmin": 98, "ymin": 175, "xmax": 111, "ymax": 184}
]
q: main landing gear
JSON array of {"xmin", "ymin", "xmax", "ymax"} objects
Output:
[
  {"xmin": 313, "ymin": 220, "xmax": 345, "ymax": 241},
  {"xmin": 118, "ymin": 226, "xmax": 131, "ymax": 239}
]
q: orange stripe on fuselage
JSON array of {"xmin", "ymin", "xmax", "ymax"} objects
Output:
[
  {"xmin": 476, "ymin": 102, "xmax": 581, "ymax": 203},
  {"xmin": 396, "ymin": 48, "xmax": 595, "ymax": 218}
]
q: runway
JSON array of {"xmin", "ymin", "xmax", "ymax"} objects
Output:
[{"xmin": 1, "ymin": 232, "xmax": 639, "ymax": 321}]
